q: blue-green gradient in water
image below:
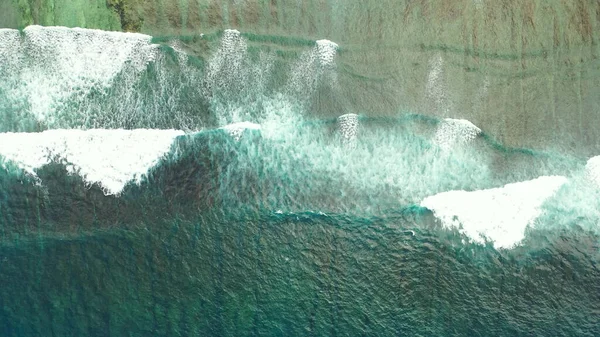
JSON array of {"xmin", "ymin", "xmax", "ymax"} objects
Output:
[{"xmin": 0, "ymin": 25, "xmax": 599, "ymax": 336}]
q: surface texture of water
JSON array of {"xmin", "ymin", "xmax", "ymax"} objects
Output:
[{"xmin": 0, "ymin": 2, "xmax": 599, "ymax": 336}]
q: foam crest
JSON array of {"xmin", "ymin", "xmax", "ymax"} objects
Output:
[
  {"xmin": 315, "ymin": 40, "xmax": 339, "ymax": 69},
  {"xmin": 421, "ymin": 176, "xmax": 568, "ymax": 249},
  {"xmin": 203, "ymin": 29, "xmax": 248, "ymax": 97},
  {"xmin": 1, "ymin": 26, "xmax": 158, "ymax": 122},
  {"xmin": 336, "ymin": 113, "xmax": 359, "ymax": 146},
  {"xmin": 434, "ymin": 118, "xmax": 481, "ymax": 151},
  {"xmin": 0, "ymin": 129, "xmax": 183, "ymax": 195},
  {"xmin": 203, "ymin": 29, "xmax": 277, "ymax": 126}
]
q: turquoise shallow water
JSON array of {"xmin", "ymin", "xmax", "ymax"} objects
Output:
[{"xmin": 0, "ymin": 25, "xmax": 599, "ymax": 336}]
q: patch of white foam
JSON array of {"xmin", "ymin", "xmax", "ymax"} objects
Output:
[
  {"xmin": 586, "ymin": 156, "xmax": 600, "ymax": 187},
  {"xmin": 434, "ymin": 118, "xmax": 481, "ymax": 151},
  {"xmin": 220, "ymin": 122, "xmax": 261, "ymax": 141},
  {"xmin": 1, "ymin": 26, "xmax": 158, "ymax": 122},
  {"xmin": 337, "ymin": 113, "xmax": 359, "ymax": 146},
  {"xmin": 315, "ymin": 39, "xmax": 338, "ymax": 68},
  {"xmin": 204, "ymin": 29, "xmax": 248, "ymax": 96},
  {"xmin": 204, "ymin": 29, "xmax": 276, "ymax": 127},
  {"xmin": 286, "ymin": 39, "xmax": 339, "ymax": 98},
  {"xmin": 421, "ymin": 176, "xmax": 568, "ymax": 249},
  {"xmin": 0, "ymin": 129, "xmax": 183, "ymax": 195}
]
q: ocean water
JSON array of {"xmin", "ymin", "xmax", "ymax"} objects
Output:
[{"xmin": 0, "ymin": 25, "xmax": 599, "ymax": 336}]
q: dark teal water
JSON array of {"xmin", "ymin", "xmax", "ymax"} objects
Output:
[
  {"xmin": 2, "ymin": 210, "xmax": 599, "ymax": 336},
  {"xmin": 1, "ymin": 26, "xmax": 600, "ymax": 336},
  {"xmin": 0, "ymin": 123, "xmax": 599, "ymax": 336}
]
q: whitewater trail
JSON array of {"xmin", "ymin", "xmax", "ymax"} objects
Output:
[
  {"xmin": 425, "ymin": 53, "xmax": 452, "ymax": 115},
  {"xmin": 0, "ymin": 129, "xmax": 183, "ymax": 195},
  {"xmin": 203, "ymin": 29, "xmax": 248, "ymax": 98},
  {"xmin": 0, "ymin": 26, "xmax": 158, "ymax": 123},
  {"xmin": 421, "ymin": 176, "xmax": 568, "ymax": 249},
  {"xmin": 315, "ymin": 40, "xmax": 339, "ymax": 69},
  {"xmin": 286, "ymin": 39, "xmax": 339, "ymax": 98},
  {"xmin": 433, "ymin": 118, "xmax": 481, "ymax": 151},
  {"xmin": 586, "ymin": 156, "xmax": 600, "ymax": 187}
]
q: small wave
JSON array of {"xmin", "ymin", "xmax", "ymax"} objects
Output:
[
  {"xmin": 0, "ymin": 129, "xmax": 183, "ymax": 195},
  {"xmin": 286, "ymin": 38, "xmax": 340, "ymax": 99},
  {"xmin": 421, "ymin": 176, "xmax": 568, "ymax": 249},
  {"xmin": 1, "ymin": 26, "xmax": 158, "ymax": 122},
  {"xmin": 0, "ymin": 114, "xmax": 588, "ymax": 246},
  {"xmin": 433, "ymin": 118, "xmax": 481, "ymax": 151},
  {"xmin": 315, "ymin": 39, "xmax": 339, "ymax": 69}
]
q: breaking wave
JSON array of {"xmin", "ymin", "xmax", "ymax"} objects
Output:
[
  {"xmin": 0, "ymin": 113, "xmax": 595, "ymax": 249},
  {"xmin": 0, "ymin": 25, "xmax": 598, "ymax": 251}
]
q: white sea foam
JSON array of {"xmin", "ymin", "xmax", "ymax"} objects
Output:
[
  {"xmin": 421, "ymin": 176, "xmax": 568, "ymax": 249},
  {"xmin": 206, "ymin": 29, "xmax": 246, "ymax": 77},
  {"xmin": 220, "ymin": 122, "xmax": 261, "ymax": 141},
  {"xmin": 0, "ymin": 29, "xmax": 22, "ymax": 71},
  {"xmin": 1, "ymin": 26, "xmax": 158, "ymax": 122},
  {"xmin": 204, "ymin": 29, "xmax": 248, "ymax": 97},
  {"xmin": 434, "ymin": 118, "xmax": 481, "ymax": 151},
  {"xmin": 336, "ymin": 113, "xmax": 359, "ymax": 147},
  {"xmin": 204, "ymin": 29, "xmax": 276, "ymax": 126},
  {"xmin": 287, "ymin": 38, "xmax": 339, "ymax": 99},
  {"xmin": 315, "ymin": 40, "xmax": 338, "ymax": 69},
  {"xmin": 585, "ymin": 156, "xmax": 600, "ymax": 187},
  {"xmin": 0, "ymin": 129, "xmax": 183, "ymax": 195}
]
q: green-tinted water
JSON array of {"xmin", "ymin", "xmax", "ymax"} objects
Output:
[
  {"xmin": 0, "ymin": 117, "xmax": 599, "ymax": 335},
  {"xmin": 0, "ymin": 2, "xmax": 600, "ymax": 336},
  {"xmin": 2, "ymin": 211, "xmax": 599, "ymax": 336},
  {"xmin": 2, "ymin": 0, "xmax": 600, "ymax": 153}
]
